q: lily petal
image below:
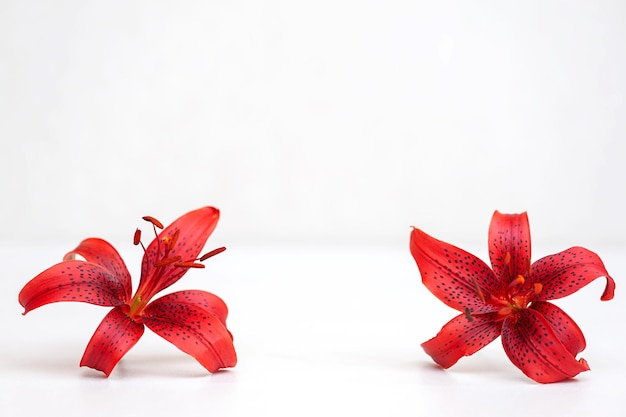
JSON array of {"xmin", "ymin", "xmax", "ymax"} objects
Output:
[
  {"xmin": 501, "ymin": 308, "xmax": 590, "ymax": 383},
  {"xmin": 410, "ymin": 228, "xmax": 500, "ymax": 314},
  {"xmin": 143, "ymin": 293, "xmax": 237, "ymax": 373},
  {"xmin": 488, "ymin": 211, "xmax": 532, "ymax": 282},
  {"xmin": 19, "ymin": 261, "xmax": 127, "ymax": 314},
  {"xmin": 63, "ymin": 238, "xmax": 132, "ymax": 303},
  {"xmin": 154, "ymin": 290, "xmax": 231, "ymax": 328},
  {"xmin": 80, "ymin": 306, "xmax": 145, "ymax": 377},
  {"xmin": 530, "ymin": 301, "xmax": 586, "ymax": 356},
  {"xmin": 138, "ymin": 207, "xmax": 220, "ymax": 299},
  {"xmin": 421, "ymin": 312, "xmax": 502, "ymax": 369},
  {"xmin": 532, "ymin": 247, "xmax": 615, "ymax": 301}
]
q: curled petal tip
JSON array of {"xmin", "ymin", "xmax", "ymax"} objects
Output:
[
  {"xmin": 579, "ymin": 358, "xmax": 590, "ymax": 371},
  {"xmin": 600, "ymin": 275, "xmax": 616, "ymax": 301}
]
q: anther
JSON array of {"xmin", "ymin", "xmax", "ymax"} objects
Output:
[
  {"xmin": 174, "ymin": 262, "xmax": 206, "ymax": 269},
  {"xmin": 199, "ymin": 247, "xmax": 227, "ymax": 261},
  {"xmin": 142, "ymin": 216, "xmax": 164, "ymax": 229},
  {"xmin": 133, "ymin": 228, "xmax": 142, "ymax": 246}
]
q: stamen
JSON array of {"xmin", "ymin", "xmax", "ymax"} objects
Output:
[
  {"xmin": 133, "ymin": 228, "xmax": 142, "ymax": 245},
  {"xmin": 503, "ymin": 251, "xmax": 511, "ymax": 265},
  {"xmin": 131, "ymin": 295, "xmax": 142, "ymax": 310},
  {"xmin": 468, "ymin": 276, "xmax": 486, "ymax": 303},
  {"xmin": 533, "ymin": 283, "xmax": 542, "ymax": 295},
  {"xmin": 168, "ymin": 229, "xmax": 180, "ymax": 251},
  {"xmin": 498, "ymin": 251, "xmax": 513, "ymax": 281},
  {"xmin": 174, "ymin": 262, "xmax": 206, "ymax": 269},
  {"xmin": 143, "ymin": 215, "xmax": 165, "ymax": 257},
  {"xmin": 507, "ymin": 275, "xmax": 525, "ymax": 297},
  {"xmin": 155, "ymin": 256, "xmax": 182, "ymax": 267},
  {"xmin": 142, "ymin": 216, "xmax": 164, "ymax": 229},
  {"xmin": 504, "ymin": 252, "xmax": 513, "ymax": 280},
  {"xmin": 199, "ymin": 247, "xmax": 227, "ymax": 261}
]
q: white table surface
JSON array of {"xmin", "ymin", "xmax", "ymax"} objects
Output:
[{"xmin": 1, "ymin": 242, "xmax": 623, "ymax": 416}]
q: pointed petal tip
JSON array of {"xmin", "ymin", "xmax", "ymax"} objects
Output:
[
  {"xmin": 420, "ymin": 341, "xmax": 454, "ymax": 369},
  {"xmin": 196, "ymin": 206, "xmax": 220, "ymax": 221}
]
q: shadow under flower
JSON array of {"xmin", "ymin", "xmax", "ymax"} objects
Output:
[
  {"xmin": 415, "ymin": 354, "xmax": 530, "ymax": 384},
  {"xmin": 99, "ymin": 353, "xmax": 232, "ymax": 379}
]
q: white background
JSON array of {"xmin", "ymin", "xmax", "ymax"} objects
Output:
[{"xmin": 1, "ymin": 1, "xmax": 625, "ymax": 416}]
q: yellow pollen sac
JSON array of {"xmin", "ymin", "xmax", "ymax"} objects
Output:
[
  {"xmin": 533, "ymin": 283, "xmax": 543, "ymax": 295},
  {"xmin": 511, "ymin": 295, "xmax": 527, "ymax": 309},
  {"xmin": 129, "ymin": 295, "xmax": 142, "ymax": 314}
]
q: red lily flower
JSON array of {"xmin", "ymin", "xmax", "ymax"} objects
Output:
[
  {"xmin": 19, "ymin": 207, "xmax": 237, "ymax": 376},
  {"xmin": 410, "ymin": 211, "xmax": 615, "ymax": 383}
]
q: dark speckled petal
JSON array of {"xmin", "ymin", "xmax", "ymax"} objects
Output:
[
  {"xmin": 532, "ymin": 246, "xmax": 615, "ymax": 301},
  {"xmin": 63, "ymin": 238, "xmax": 132, "ymax": 303},
  {"xmin": 501, "ymin": 308, "xmax": 590, "ymax": 383},
  {"xmin": 421, "ymin": 312, "xmax": 502, "ymax": 369},
  {"xmin": 530, "ymin": 301, "xmax": 586, "ymax": 356},
  {"xmin": 137, "ymin": 207, "xmax": 220, "ymax": 299},
  {"xmin": 80, "ymin": 306, "xmax": 145, "ymax": 376},
  {"xmin": 410, "ymin": 228, "xmax": 499, "ymax": 314},
  {"xmin": 488, "ymin": 211, "xmax": 531, "ymax": 282},
  {"xmin": 19, "ymin": 261, "xmax": 127, "ymax": 314},
  {"xmin": 143, "ymin": 293, "xmax": 236, "ymax": 373},
  {"xmin": 152, "ymin": 290, "xmax": 230, "ymax": 327}
]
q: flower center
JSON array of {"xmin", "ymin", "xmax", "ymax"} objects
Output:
[
  {"xmin": 126, "ymin": 215, "xmax": 227, "ymax": 319},
  {"xmin": 494, "ymin": 275, "xmax": 542, "ymax": 317}
]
